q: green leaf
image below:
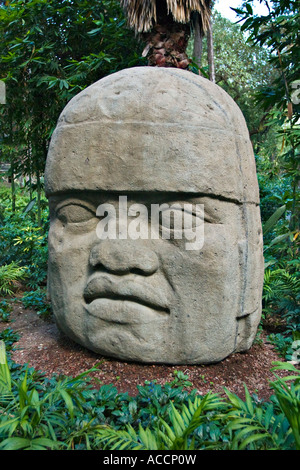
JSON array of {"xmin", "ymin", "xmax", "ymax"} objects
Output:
[
  {"xmin": 0, "ymin": 437, "xmax": 31, "ymax": 450},
  {"xmin": 239, "ymin": 432, "xmax": 270, "ymax": 450},
  {"xmin": 264, "ymin": 232, "xmax": 291, "ymax": 251},
  {"xmin": 0, "ymin": 340, "xmax": 11, "ymax": 393},
  {"xmin": 263, "ymin": 205, "xmax": 286, "ymax": 234},
  {"xmin": 29, "ymin": 437, "xmax": 58, "ymax": 450},
  {"xmin": 244, "ymin": 384, "xmax": 254, "ymax": 414},
  {"xmin": 271, "ymin": 361, "xmax": 300, "ymax": 373},
  {"xmin": 246, "ymin": 3, "xmax": 253, "ymax": 15},
  {"xmin": 23, "ymin": 198, "xmax": 36, "ymax": 213},
  {"xmin": 59, "ymin": 389, "xmax": 74, "ymax": 419}
]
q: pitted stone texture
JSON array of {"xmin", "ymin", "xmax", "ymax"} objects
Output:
[{"xmin": 45, "ymin": 67, "xmax": 264, "ymax": 364}]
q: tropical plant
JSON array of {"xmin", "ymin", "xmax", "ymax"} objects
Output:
[
  {"xmin": 0, "ymin": 262, "xmax": 27, "ymax": 296},
  {"xmin": 120, "ymin": 0, "xmax": 212, "ymax": 69},
  {"xmin": 0, "ymin": 300, "xmax": 13, "ymax": 322},
  {"xmin": 223, "ymin": 362, "xmax": 299, "ymax": 450},
  {"xmin": 190, "ymin": 10, "xmax": 276, "ymax": 131},
  {"xmin": 1, "ymin": 334, "xmax": 299, "ymax": 451},
  {"xmin": 22, "ymin": 288, "xmax": 52, "ymax": 319},
  {"xmin": 96, "ymin": 362, "xmax": 300, "ymax": 451},
  {"xmin": 268, "ymin": 332, "xmax": 300, "ymax": 361},
  {"xmin": 0, "ymin": 340, "xmax": 102, "ymax": 450},
  {"xmin": 0, "ymin": 328, "xmax": 20, "ymax": 351},
  {"xmin": 269, "ymin": 362, "xmax": 300, "ymax": 449},
  {"xmin": 0, "ymin": 185, "xmax": 49, "ymax": 288},
  {"xmin": 263, "ymin": 268, "xmax": 300, "ymax": 313},
  {"xmin": 96, "ymin": 392, "xmax": 226, "ymax": 450},
  {"xmin": 234, "ymin": 0, "xmax": 299, "ymax": 234}
]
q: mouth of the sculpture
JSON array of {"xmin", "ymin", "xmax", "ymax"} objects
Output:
[
  {"xmin": 83, "ymin": 276, "xmax": 170, "ymax": 323},
  {"xmin": 85, "ymin": 292, "xmax": 169, "ymax": 313}
]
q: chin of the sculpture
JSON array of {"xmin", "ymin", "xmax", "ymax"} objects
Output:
[{"xmin": 51, "ymin": 300, "xmax": 260, "ymax": 365}]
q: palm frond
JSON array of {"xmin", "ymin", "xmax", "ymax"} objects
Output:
[
  {"xmin": 166, "ymin": 0, "xmax": 211, "ymax": 30},
  {"xmin": 120, "ymin": 0, "xmax": 157, "ymax": 33},
  {"xmin": 96, "ymin": 423, "xmax": 160, "ymax": 450},
  {"xmin": 96, "ymin": 393, "xmax": 225, "ymax": 451},
  {"xmin": 120, "ymin": 0, "xmax": 212, "ymax": 33}
]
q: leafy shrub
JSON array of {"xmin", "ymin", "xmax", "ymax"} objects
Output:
[
  {"xmin": 97, "ymin": 362, "xmax": 300, "ymax": 451},
  {"xmin": 269, "ymin": 332, "xmax": 300, "ymax": 362},
  {"xmin": 0, "ymin": 337, "xmax": 299, "ymax": 451},
  {"xmin": 263, "ymin": 265, "xmax": 300, "ymax": 358},
  {"xmin": 0, "ymin": 328, "xmax": 20, "ymax": 351},
  {"xmin": 21, "ymin": 288, "xmax": 52, "ymax": 319},
  {"xmin": 263, "ymin": 268, "xmax": 300, "ymax": 316},
  {"xmin": 0, "ymin": 186, "xmax": 49, "ymax": 289},
  {"xmin": 0, "ymin": 262, "xmax": 28, "ymax": 296},
  {"xmin": 0, "ymin": 300, "xmax": 13, "ymax": 322}
]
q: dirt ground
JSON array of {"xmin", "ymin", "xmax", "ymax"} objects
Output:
[{"xmin": 0, "ymin": 295, "xmax": 292, "ymax": 401}]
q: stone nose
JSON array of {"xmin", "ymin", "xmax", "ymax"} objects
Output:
[{"xmin": 89, "ymin": 240, "xmax": 159, "ymax": 276}]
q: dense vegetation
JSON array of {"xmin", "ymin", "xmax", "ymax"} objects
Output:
[
  {"xmin": 0, "ymin": 0, "xmax": 299, "ymax": 450},
  {"xmin": 0, "ymin": 344, "xmax": 299, "ymax": 450}
]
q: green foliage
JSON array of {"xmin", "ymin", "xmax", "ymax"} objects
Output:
[
  {"xmin": 0, "ymin": 340, "xmax": 103, "ymax": 450},
  {"xmin": 262, "ymin": 263, "xmax": 299, "ymax": 358},
  {"xmin": 235, "ymin": 1, "xmax": 299, "ymax": 233},
  {"xmin": 0, "ymin": 300, "xmax": 13, "ymax": 322},
  {"xmin": 96, "ymin": 363, "xmax": 300, "ymax": 451},
  {"xmin": 96, "ymin": 393, "xmax": 226, "ymax": 450},
  {"xmin": 166, "ymin": 370, "xmax": 193, "ymax": 389},
  {"xmin": 0, "ymin": 334, "xmax": 299, "ymax": 451},
  {"xmin": 235, "ymin": 0, "xmax": 299, "ymax": 113},
  {"xmin": 189, "ymin": 10, "xmax": 277, "ymax": 152},
  {"xmin": 268, "ymin": 332, "xmax": 300, "ymax": 360},
  {"xmin": 270, "ymin": 361, "xmax": 300, "ymax": 449},
  {"xmin": 0, "ymin": 185, "xmax": 49, "ymax": 288},
  {"xmin": 0, "ymin": 328, "xmax": 20, "ymax": 351},
  {"xmin": 22, "ymin": 288, "xmax": 52, "ymax": 319},
  {"xmin": 0, "ymin": 262, "xmax": 28, "ymax": 296},
  {"xmin": 238, "ymin": 2, "xmax": 300, "ymax": 360},
  {"xmin": 263, "ymin": 205, "xmax": 286, "ymax": 236},
  {"xmin": 263, "ymin": 267, "xmax": 299, "ymax": 305}
]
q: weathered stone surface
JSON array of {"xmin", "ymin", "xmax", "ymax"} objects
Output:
[{"xmin": 45, "ymin": 66, "xmax": 264, "ymax": 364}]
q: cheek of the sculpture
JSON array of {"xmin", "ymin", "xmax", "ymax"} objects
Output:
[{"xmin": 47, "ymin": 225, "xmax": 91, "ymax": 346}]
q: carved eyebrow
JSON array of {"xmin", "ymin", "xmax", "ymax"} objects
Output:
[
  {"xmin": 158, "ymin": 203, "xmax": 218, "ymax": 224},
  {"xmin": 55, "ymin": 199, "xmax": 97, "ymax": 214}
]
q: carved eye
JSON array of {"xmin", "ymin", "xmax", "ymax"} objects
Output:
[
  {"xmin": 56, "ymin": 203, "xmax": 95, "ymax": 224},
  {"xmin": 159, "ymin": 204, "xmax": 204, "ymax": 239}
]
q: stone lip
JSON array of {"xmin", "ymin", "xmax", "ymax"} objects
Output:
[
  {"xmin": 83, "ymin": 274, "xmax": 171, "ymax": 314},
  {"xmin": 85, "ymin": 299, "xmax": 170, "ymax": 326},
  {"xmin": 45, "ymin": 66, "xmax": 260, "ymax": 204}
]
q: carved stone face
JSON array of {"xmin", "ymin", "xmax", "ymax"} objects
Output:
[{"xmin": 45, "ymin": 67, "xmax": 264, "ymax": 364}]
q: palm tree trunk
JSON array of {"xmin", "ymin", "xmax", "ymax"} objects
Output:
[
  {"xmin": 192, "ymin": 13, "xmax": 203, "ymax": 71},
  {"xmin": 207, "ymin": 19, "xmax": 215, "ymax": 82},
  {"xmin": 141, "ymin": 3, "xmax": 191, "ymax": 69},
  {"xmin": 121, "ymin": 1, "xmax": 212, "ymax": 70}
]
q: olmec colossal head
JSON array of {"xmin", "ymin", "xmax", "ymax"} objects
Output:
[{"xmin": 45, "ymin": 67, "xmax": 264, "ymax": 364}]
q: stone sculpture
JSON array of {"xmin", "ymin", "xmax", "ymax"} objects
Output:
[{"xmin": 45, "ymin": 66, "xmax": 264, "ymax": 364}]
